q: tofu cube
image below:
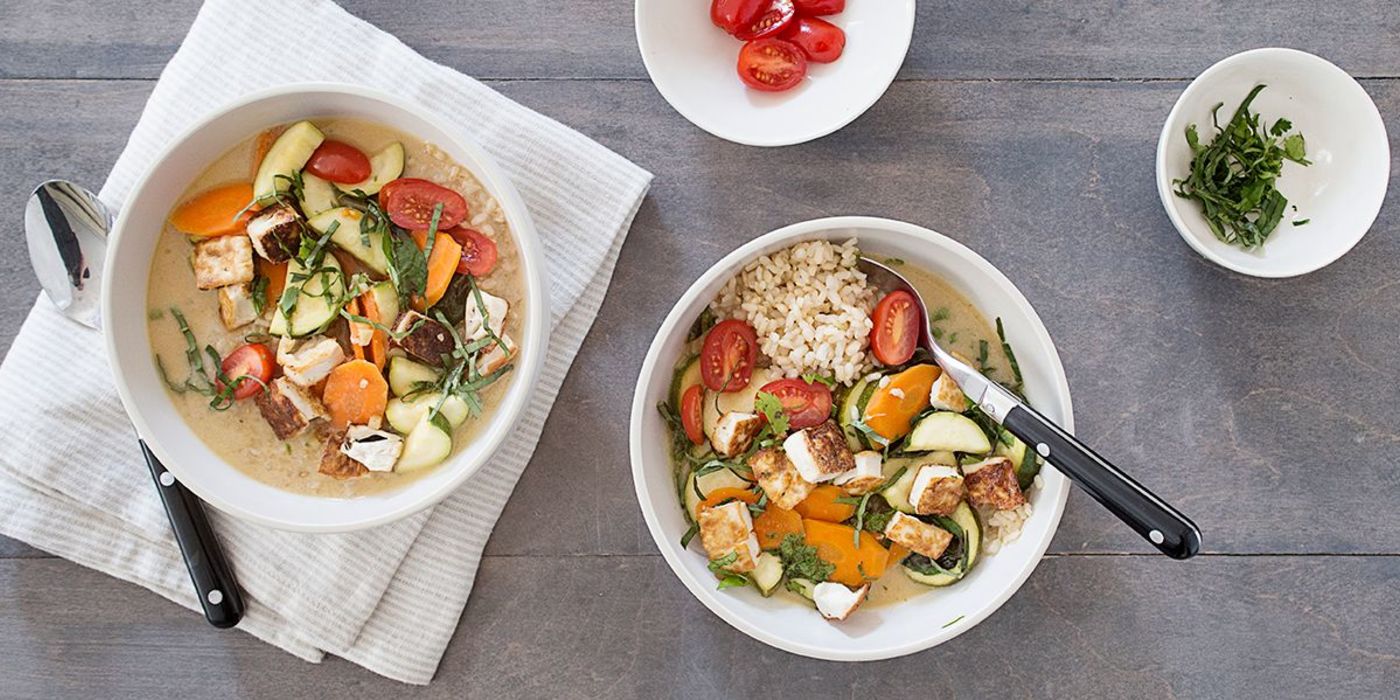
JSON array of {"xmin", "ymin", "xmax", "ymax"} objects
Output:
[
  {"xmin": 191, "ymin": 235, "xmax": 254, "ymax": 290},
  {"xmin": 276, "ymin": 335, "xmax": 346, "ymax": 387},
  {"xmin": 813, "ymin": 582, "xmax": 870, "ymax": 621},
  {"xmin": 783, "ymin": 421, "xmax": 855, "ymax": 483},
  {"xmin": 710, "ymin": 411, "xmax": 763, "ymax": 458},
  {"xmin": 319, "ymin": 429, "xmax": 368, "ymax": 479},
  {"xmin": 394, "ymin": 311, "xmax": 455, "ymax": 366},
  {"xmin": 341, "ymin": 425, "xmax": 404, "ymax": 473},
  {"xmin": 245, "ymin": 203, "xmax": 303, "ymax": 263},
  {"xmin": 697, "ymin": 501, "xmax": 761, "ymax": 573},
  {"xmin": 883, "ymin": 511, "xmax": 953, "ymax": 559},
  {"xmin": 255, "ymin": 377, "xmax": 328, "ymax": 440},
  {"xmin": 462, "ymin": 288, "xmax": 509, "ymax": 342},
  {"xmin": 749, "ymin": 447, "xmax": 815, "ymax": 510},
  {"xmin": 478, "ymin": 333, "xmax": 517, "ymax": 375},
  {"xmin": 928, "ymin": 371, "xmax": 968, "ymax": 412},
  {"xmin": 834, "ymin": 450, "xmax": 885, "ymax": 495},
  {"xmin": 911, "ymin": 464, "xmax": 966, "ymax": 516},
  {"xmin": 217, "ymin": 283, "xmax": 259, "ymax": 330},
  {"xmin": 963, "ymin": 457, "xmax": 1027, "ymax": 510}
]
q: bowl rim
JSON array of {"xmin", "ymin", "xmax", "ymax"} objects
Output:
[
  {"xmin": 632, "ymin": 0, "xmax": 918, "ymax": 147},
  {"xmin": 101, "ymin": 81, "xmax": 550, "ymax": 532},
  {"xmin": 1154, "ymin": 47, "xmax": 1391, "ymax": 278},
  {"xmin": 628, "ymin": 215, "xmax": 1072, "ymax": 660}
]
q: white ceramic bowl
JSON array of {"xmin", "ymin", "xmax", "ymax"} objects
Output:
[
  {"xmin": 635, "ymin": 0, "xmax": 916, "ymax": 147},
  {"xmin": 629, "ymin": 216, "xmax": 1072, "ymax": 660},
  {"xmin": 103, "ymin": 83, "xmax": 549, "ymax": 532},
  {"xmin": 1156, "ymin": 48, "xmax": 1390, "ymax": 278}
]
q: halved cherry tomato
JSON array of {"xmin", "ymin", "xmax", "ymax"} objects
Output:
[
  {"xmin": 758, "ymin": 378, "xmax": 833, "ymax": 429},
  {"xmin": 305, "ymin": 140, "xmax": 372, "ymax": 184},
  {"xmin": 216, "ymin": 343, "xmax": 274, "ymax": 400},
  {"xmin": 711, "ymin": 0, "xmax": 766, "ymax": 34},
  {"xmin": 378, "ymin": 178, "xmax": 468, "ymax": 231},
  {"xmin": 734, "ymin": 0, "xmax": 795, "ymax": 41},
  {"xmin": 870, "ymin": 290, "xmax": 920, "ymax": 366},
  {"xmin": 700, "ymin": 319, "xmax": 759, "ymax": 392},
  {"xmin": 447, "ymin": 226, "xmax": 499, "ymax": 276},
  {"xmin": 794, "ymin": 0, "xmax": 844, "ymax": 15},
  {"xmin": 737, "ymin": 38, "xmax": 808, "ymax": 92},
  {"xmin": 680, "ymin": 384, "xmax": 705, "ymax": 445},
  {"xmin": 783, "ymin": 16, "xmax": 845, "ymax": 63}
]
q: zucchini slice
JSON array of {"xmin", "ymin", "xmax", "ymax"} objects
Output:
[
  {"xmin": 906, "ymin": 412, "xmax": 993, "ymax": 454},
  {"xmin": 297, "ymin": 171, "xmax": 340, "ymax": 218},
  {"xmin": 996, "ymin": 434, "xmax": 1039, "ymax": 490},
  {"xmin": 253, "ymin": 121, "xmax": 324, "ymax": 203},
  {"xmin": 365, "ymin": 280, "xmax": 401, "ymax": 329},
  {"xmin": 268, "ymin": 253, "xmax": 345, "ymax": 338},
  {"xmin": 309, "ymin": 207, "xmax": 389, "ymax": 274},
  {"xmin": 902, "ymin": 502, "xmax": 981, "ymax": 587},
  {"xmin": 385, "ymin": 393, "xmax": 469, "ymax": 433},
  {"xmin": 669, "ymin": 356, "xmax": 703, "ymax": 408},
  {"xmin": 839, "ymin": 376, "xmax": 879, "ymax": 449},
  {"xmin": 786, "ymin": 578, "xmax": 817, "ymax": 601},
  {"xmin": 388, "ymin": 356, "xmax": 440, "ymax": 397},
  {"xmin": 337, "ymin": 142, "xmax": 405, "ymax": 196},
  {"xmin": 752, "ymin": 552, "xmax": 783, "ymax": 596},
  {"xmin": 878, "ymin": 452, "xmax": 953, "ymax": 514},
  {"xmin": 395, "ymin": 415, "xmax": 453, "ymax": 472},
  {"xmin": 684, "ymin": 467, "xmax": 755, "ymax": 518}
]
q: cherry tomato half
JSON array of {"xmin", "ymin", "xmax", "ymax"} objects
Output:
[
  {"xmin": 737, "ymin": 38, "xmax": 808, "ymax": 92},
  {"xmin": 681, "ymin": 384, "xmax": 706, "ymax": 445},
  {"xmin": 447, "ymin": 226, "xmax": 499, "ymax": 277},
  {"xmin": 758, "ymin": 378, "xmax": 833, "ymax": 430},
  {"xmin": 783, "ymin": 16, "xmax": 845, "ymax": 63},
  {"xmin": 217, "ymin": 343, "xmax": 275, "ymax": 400},
  {"xmin": 711, "ymin": 0, "xmax": 766, "ymax": 34},
  {"xmin": 305, "ymin": 140, "xmax": 372, "ymax": 184},
  {"xmin": 734, "ymin": 0, "xmax": 796, "ymax": 41},
  {"xmin": 378, "ymin": 178, "xmax": 468, "ymax": 231},
  {"xmin": 870, "ymin": 290, "xmax": 920, "ymax": 366},
  {"xmin": 794, "ymin": 0, "xmax": 844, "ymax": 15},
  {"xmin": 700, "ymin": 319, "xmax": 759, "ymax": 392}
]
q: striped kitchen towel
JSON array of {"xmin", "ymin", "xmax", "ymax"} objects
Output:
[{"xmin": 0, "ymin": 0, "xmax": 650, "ymax": 685}]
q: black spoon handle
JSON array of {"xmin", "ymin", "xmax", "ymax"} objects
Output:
[
  {"xmin": 139, "ymin": 440, "xmax": 245, "ymax": 627},
  {"xmin": 1001, "ymin": 405, "xmax": 1202, "ymax": 559}
]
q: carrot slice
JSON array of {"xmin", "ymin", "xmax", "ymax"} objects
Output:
[
  {"xmin": 696, "ymin": 487, "xmax": 759, "ymax": 517},
  {"xmin": 168, "ymin": 183, "xmax": 255, "ymax": 237},
  {"xmin": 257, "ymin": 258, "xmax": 288, "ymax": 307},
  {"xmin": 753, "ymin": 505, "xmax": 804, "ymax": 550},
  {"xmin": 802, "ymin": 519, "xmax": 890, "ymax": 587},
  {"xmin": 863, "ymin": 364, "xmax": 940, "ymax": 441},
  {"xmin": 361, "ymin": 292, "xmax": 389, "ymax": 370},
  {"xmin": 887, "ymin": 542, "xmax": 910, "ymax": 566},
  {"xmin": 793, "ymin": 484, "xmax": 857, "ymax": 523},
  {"xmin": 410, "ymin": 229, "xmax": 464, "ymax": 310},
  {"xmin": 322, "ymin": 359, "xmax": 389, "ymax": 429}
]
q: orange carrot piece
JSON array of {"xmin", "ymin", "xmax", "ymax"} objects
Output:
[
  {"xmin": 257, "ymin": 258, "xmax": 288, "ymax": 306},
  {"xmin": 863, "ymin": 364, "xmax": 940, "ymax": 441},
  {"xmin": 168, "ymin": 183, "xmax": 255, "ymax": 237},
  {"xmin": 793, "ymin": 484, "xmax": 857, "ymax": 523},
  {"xmin": 694, "ymin": 487, "xmax": 758, "ymax": 518},
  {"xmin": 753, "ymin": 505, "xmax": 804, "ymax": 550},
  {"xmin": 410, "ymin": 229, "xmax": 464, "ymax": 310},
  {"xmin": 361, "ymin": 292, "xmax": 389, "ymax": 371},
  {"xmin": 887, "ymin": 542, "xmax": 909, "ymax": 566},
  {"xmin": 802, "ymin": 519, "xmax": 890, "ymax": 587},
  {"xmin": 322, "ymin": 360, "xmax": 389, "ymax": 429}
]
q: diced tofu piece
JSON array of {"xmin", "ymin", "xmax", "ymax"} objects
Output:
[
  {"xmin": 255, "ymin": 377, "xmax": 328, "ymax": 440},
  {"xmin": 191, "ymin": 235, "xmax": 254, "ymax": 289},
  {"xmin": 813, "ymin": 582, "xmax": 870, "ymax": 621},
  {"xmin": 883, "ymin": 511, "xmax": 953, "ymax": 559},
  {"xmin": 783, "ymin": 421, "xmax": 855, "ymax": 483},
  {"xmin": 749, "ymin": 447, "xmax": 815, "ymax": 510},
  {"xmin": 394, "ymin": 311, "xmax": 454, "ymax": 366},
  {"xmin": 911, "ymin": 464, "xmax": 965, "ymax": 516},
  {"xmin": 276, "ymin": 335, "xmax": 346, "ymax": 387},
  {"xmin": 929, "ymin": 371, "xmax": 968, "ymax": 412},
  {"xmin": 319, "ymin": 429, "xmax": 367, "ymax": 479},
  {"xmin": 478, "ymin": 334, "xmax": 517, "ymax": 375},
  {"xmin": 217, "ymin": 283, "xmax": 259, "ymax": 330},
  {"xmin": 834, "ymin": 450, "xmax": 885, "ymax": 495},
  {"xmin": 710, "ymin": 411, "xmax": 763, "ymax": 458},
  {"xmin": 697, "ymin": 501, "xmax": 760, "ymax": 574},
  {"xmin": 245, "ymin": 203, "xmax": 302, "ymax": 263},
  {"xmin": 462, "ymin": 288, "xmax": 509, "ymax": 341},
  {"xmin": 963, "ymin": 456, "xmax": 1027, "ymax": 510},
  {"xmin": 340, "ymin": 425, "xmax": 404, "ymax": 472}
]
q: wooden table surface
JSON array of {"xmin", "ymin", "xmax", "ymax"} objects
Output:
[{"xmin": 3, "ymin": 1, "xmax": 1398, "ymax": 697}]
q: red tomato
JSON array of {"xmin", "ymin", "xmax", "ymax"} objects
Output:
[
  {"xmin": 794, "ymin": 0, "xmax": 844, "ymax": 15},
  {"xmin": 305, "ymin": 140, "xmax": 372, "ymax": 184},
  {"xmin": 680, "ymin": 384, "xmax": 706, "ymax": 445},
  {"xmin": 783, "ymin": 16, "xmax": 845, "ymax": 63},
  {"xmin": 700, "ymin": 320, "xmax": 759, "ymax": 392},
  {"xmin": 711, "ymin": 0, "xmax": 766, "ymax": 34},
  {"xmin": 759, "ymin": 378, "xmax": 833, "ymax": 430},
  {"xmin": 734, "ymin": 0, "xmax": 796, "ymax": 41},
  {"xmin": 216, "ymin": 343, "xmax": 275, "ymax": 400},
  {"xmin": 378, "ymin": 178, "xmax": 468, "ymax": 231},
  {"xmin": 870, "ymin": 290, "xmax": 921, "ymax": 366},
  {"xmin": 737, "ymin": 38, "xmax": 808, "ymax": 92},
  {"xmin": 447, "ymin": 227, "xmax": 499, "ymax": 277}
]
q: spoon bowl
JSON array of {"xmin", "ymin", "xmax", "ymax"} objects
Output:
[{"xmin": 24, "ymin": 180, "xmax": 111, "ymax": 330}]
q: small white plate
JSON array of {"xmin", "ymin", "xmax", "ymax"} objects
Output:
[
  {"xmin": 1156, "ymin": 48, "xmax": 1390, "ymax": 278},
  {"xmin": 635, "ymin": 0, "xmax": 916, "ymax": 147}
]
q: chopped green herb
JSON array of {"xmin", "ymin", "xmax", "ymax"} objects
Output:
[
  {"xmin": 754, "ymin": 391, "xmax": 790, "ymax": 435},
  {"xmin": 800, "ymin": 373, "xmax": 837, "ymax": 389},
  {"xmin": 942, "ymin": 614, "xmax": 965, "ymax": 628},
  {"xmin": 1292, "ymin": 218, "xmax": 1310, "ymax": 226},
  {"xmin": 147, "ymin": 308, "xmax": 164, "ymax": 321},
  {"xmin": 680, "ymin": 521, "xmax": 700, "ymax": 548},
  {"xmin": 779, "ymin": 534, "xmax": 835, "ymax": 582}
]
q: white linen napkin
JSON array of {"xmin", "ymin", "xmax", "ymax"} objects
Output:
[{"xmin": 0, "ymin": 0, "xmax": 650, "ymax": 685}]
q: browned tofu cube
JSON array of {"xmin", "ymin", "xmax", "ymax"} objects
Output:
[
  {"xmin": 697, "ymin": 501, "xmax": 760, "ymax": 574},
  {"xmin": 245, "ymin": 203, "xmax": 303, "ymax": 263},
  {"xmin": 217, "ymin": 283, "xmax": 259, "ymax": 330},
  {"xmin": 318, "ymin": 429, "xmax": 367, "ymax": 479},
  {"xmin": 254, "ymin": 377, "xmax": 327, "ymax": 440},
  {"xmin": 192, "ymin": 235, "xmax": 254, "ymax": 290},
  {"xmin": 478, "ymin": 333, "xmax": 517, "ymax": 375},
  {"xmin": 883, "ymin": 512, "xmax": 953, "ymax": 559},
  {"xmin": 393, "ymin": 310, "xmax": 454, "ymax": 366},
  {"xmin": 963, "ymin": 457, "xmax": 1027, "ymax": 510},
  {"xmin": 710, "ymin": 411, "xmax": 763, "ymax": 457},
  {"xmin": 783, "ymin": 420, "xmax": 855, "ymax": 483},
  {"xmin": 911, "ymin": 464, "xmax": 965, "ymax": 516},
  {"xmin": 749, "ymin": 447, "xmax": 815, "ymax": 510}
]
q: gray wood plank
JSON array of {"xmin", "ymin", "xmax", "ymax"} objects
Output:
[
  {"xmin": 2, "ymin": 555, "xmax": 1396, "ymax": 698},
  {"xmin": 3, "ymin": 1, "xmax": 1399, "ymax": 81}
]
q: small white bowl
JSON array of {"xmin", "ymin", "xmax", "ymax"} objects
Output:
[
  {"xmin": 635, "ymin": 0, "xmax": 916, "ymax": 147},
  {"xmin": 1156, "ymin": 48, "xmax": 1390, "ymax": 278},
  {"xmin": 629, "ymin": 216, "xmax": 1072, "ymax": 660},
  {"xmin": 103, "ymin": 84, "xmax": 549, "ymax": 532}
]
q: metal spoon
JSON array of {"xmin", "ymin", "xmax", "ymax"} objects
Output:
[
  {"xmin": 25, "ymin": 180, "xmax": 246, "ymax": 626},
  {"xmin": 858, "ymin": 257, "xmax": 1202, "ymax": 559}
]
